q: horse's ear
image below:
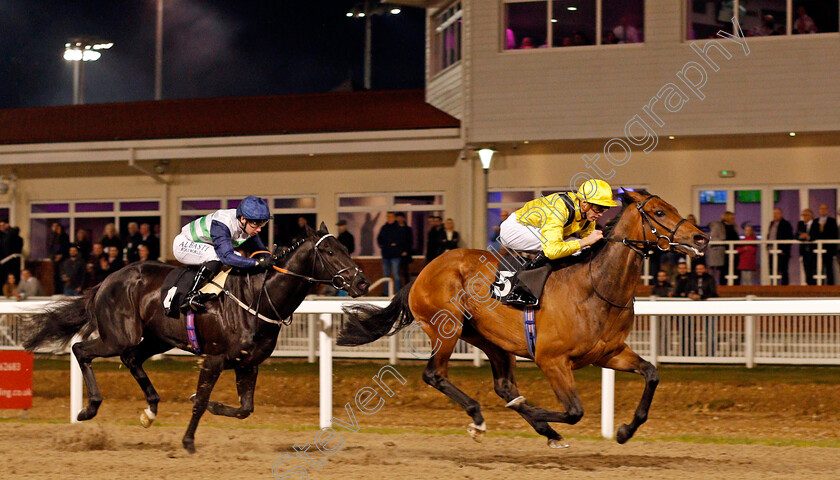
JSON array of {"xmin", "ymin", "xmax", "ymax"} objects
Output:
[{"xmin": 319, "ymin": 221, "xmax": 329, "ymax": 234}]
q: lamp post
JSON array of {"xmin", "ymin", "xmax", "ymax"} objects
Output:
[
  {"xmin": 346, "ymin": 1, "xmax": 402, "ymax": 90},
  {"xmin": 64, "ymin": 38, "xmax": 113, "ymax": 105},
  {"xmin": 478, "ymin": 148, "xmax": 496, "ymax": 248}
]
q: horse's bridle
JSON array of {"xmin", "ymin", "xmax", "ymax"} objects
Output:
[
  {"xmin": 606, "ymin": 194, "xmax": 691, "ymax": 258},
  {"xmin": 589, "ymin": 194, "xmax": 693, "ymax": 310},
  {"xmin": 271, "ymin": 233, "xmax": 363, "ymax": 291}
]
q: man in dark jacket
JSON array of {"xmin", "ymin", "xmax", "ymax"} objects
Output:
[
  {"xmin": 651, "ymin": 270, "xmax": 673, "ymax": 297},
  {"xmin": 798, "ymin": 209, "xmax": 818, "ymax": 285},
  {"xmin": 336, "ymin": 220, "xmax": 355, "ymax": 255},
  {"xmin": 61, "ymin": 245, "xmax": 87, "ymax": 296},
  {"xmin": 425, "ymin": 215, "xmax": 445, "ymax": 264},
  {"xmin": 672, "ymin": 261, "xmax": 691, "ymax": 297},
  {"xmin": 814, "ymin": 204, "xmax": 838, "ymax": 285},
  {"xmin": 395, "ymin": 213, "xmax": 414, "ymax": 288},
  {"xmin": 767, "ymin": 208, "xmax": 794, "ymax": 285},
  {"xmin": 377, "ymin": 212, "xmax": 403, "ymax": 295},
  {"xmin": 687, "ymin": 263, "xmax": 718, "ymax": 300}
]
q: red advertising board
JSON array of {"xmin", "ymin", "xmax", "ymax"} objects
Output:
[{"xmin": 0, "ymin": 350, "xmax": 33, "ymax": 409}]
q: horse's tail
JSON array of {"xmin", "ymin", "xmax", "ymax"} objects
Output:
[
  {"xmin": 23, "ymin": 285, "xmax": 100, "ymax": 352},
  {"xmin": 337, "ymin": 281, "xmax": 414, "ymax": 346}
]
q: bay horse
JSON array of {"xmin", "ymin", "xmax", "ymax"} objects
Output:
[
  {"xmin": 338, "ymin": 190, "xmax": 708, "ymax": 447},
  {"xmin": 24, "ymin": 223, "xmax": 369, "ymax": 453}
]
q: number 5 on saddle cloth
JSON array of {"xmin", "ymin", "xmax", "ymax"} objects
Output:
[{"xmin": 161, "ymin": 266, "xmax": 231, "ymax": 318}]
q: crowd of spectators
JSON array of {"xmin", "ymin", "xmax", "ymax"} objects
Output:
[{"xmin": 49, "ymin": 222, "xmax": 160, "ymax": 296}]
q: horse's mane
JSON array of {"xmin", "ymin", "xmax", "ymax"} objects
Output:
[{"xmin": 550, "ymin": 189, "xmax": 648, "ymax": 268}]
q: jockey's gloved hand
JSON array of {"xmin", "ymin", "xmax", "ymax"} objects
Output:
[{"xmin": 255, "ymin": 256, "xmax": 274, "ymax": 270}]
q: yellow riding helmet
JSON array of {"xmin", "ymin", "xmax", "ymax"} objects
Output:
[{"xmin": 577, "ymin": 179, "xmax": 618, "ymax": 207}]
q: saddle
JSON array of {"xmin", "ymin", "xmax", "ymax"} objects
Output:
[
  {"xmin": 491, "ymin": 248, "xmax": 586, "ymax": 308},
  {"xmin": 161, "ymin": 266, "xmax": 231, "ymax": 319}
]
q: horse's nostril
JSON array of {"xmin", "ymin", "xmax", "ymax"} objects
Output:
[{"xmin": 694, "ymin": 235, "xmax": 708, "ymax": 246}]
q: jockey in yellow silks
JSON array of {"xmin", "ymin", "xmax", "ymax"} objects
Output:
[{"xmin": 498, "ymin": 179, "xmax": 617, "ymax": 306}]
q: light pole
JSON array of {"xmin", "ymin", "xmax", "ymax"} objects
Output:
[
  {"xmin": 478, "ymin": 148, "xmax": 497, "ymax": 247},
  {"xmin": 64, "ymin": 38, "xmax": 113, "ymax": 105},
  {"xmin": 155, "ymin": 0, "xmax": 163, "ymax": 100},
  {"xmin": 346, "ymin": 1, "xmax": 402, "ymax": 90}
]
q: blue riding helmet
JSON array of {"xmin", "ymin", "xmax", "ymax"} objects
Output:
[{"xmin": 236, "ymin": 196, "xmax": 271, "ymax": 221}]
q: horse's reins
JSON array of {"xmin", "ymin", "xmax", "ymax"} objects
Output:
[
  {"xmin": 215, "ymin": 233, "xmax": 361, "ymax": 325},
  {"xmin": 589, "ymin": 194, "xmax": 692, "ymax": 310}
]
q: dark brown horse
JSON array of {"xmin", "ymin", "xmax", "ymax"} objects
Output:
[
  {"xmin": 338, "ymin": 190, "xmax": 708, "ymax": 447},
  {"xmin": 24, "ymin": 223, "xmax": 369, "ymax": 453}
]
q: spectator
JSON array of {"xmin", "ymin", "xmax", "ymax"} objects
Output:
[
  {"xmin": 672, "ymin": 261, "xmax": 691, "ymax": 297},
  {"xmin": 687, "ymin": 263, "xmax": 717, "ymax": 300},
  {"xmin": 767, "ymin": 208, "xmax": 794, "ymax": 285},
  {"xmin": 395, "ymin": 213, "xmax": 414, "ymax": 288},
  {"xmin": 61, "ymin": 245, "xmax": 87, "ymax": 296},
  {"xmin": 297, "ymin": 216, "xmax": 310, "ymax": 237},
  {"xmin": 737, "ymin": 225, "xmax": 759, "ymax": 285},
  {"xmin": 3, "ymin": 226, "xmax": 22, "ymax": 283},
  {"xmin": 651, "ymin": 270, "xmax": 672, "ymax": 297},
  {"xmin": 519, "ymin": 37, "xmax": 535, "ymax": 49},
  {"xmin": 139, "ymin": 223, "xmax": 160, "ymax": 260},
  {"xmin": 75, "ymin": 229, "xmax": 92, "ymax": 261},
  {"xmin": 49, "ymin": 223, "xmax": 70, "ymax": 295},
  {"xmin": 3, "ymin": 273, "xmax": 18, "ymax": 299},
  {"xmin": 707, "ymin": 214, "xmax": 726, "ymax": 283},
  {"xmin": 572, "ymin": 31, "xmax": 590, "ymax": 46},
  {"xmin": 103, "ymin": 246, "xmax": 125, "ymax": 276},
  {"xmin": 794, "ymin": 6, "xmax": 818, "ymax": 34},
  {"xmin": 426, "ymin": 215, "xmax": 445, "ymax": 263},
  {"xmin": 751, "ymin": 14, "xmax": 781, "ymax": 36},
  {"xmin": 100, "ymin": 223, "xmax": 123, "ymax": 252},
  {"xmin": 603, "ymin": 30, "xmax": 618, "ymax": 44},
  {"xmin": 336, "ymin": 220, "xmax": 355, "ymax": 255},
  {"xmin": 798, "ymin": 208, "xmax": 818, "ymax": 285},
  {"xmin": 815, "ymin": 204, "xmax": 838, "ymax": 285},
  {"xmin": 137, "ymin": 244, "xmax": 151, "ymax": 262},
  {"xmin": 613, "ymin": 15, "xmax": 641, "ymax": 43},
  {"xmin": 124, "ymin": 222, "xmax": 142, "ymax": 263},
  {"xmin": 723, "ymin": 211, "xmax": 740, "ymax": 285},
  {"xmin": 442, "ymin": 218, "xmax": 460, "ymax": 252},
  {"xmin": 0, "ymin": 221, "xmax": 8, "ymax": 280},
  {"xmin": 18, "ymin": 269, "xmax": 43, "ymax": 299},
  {"xmin": 377, "ymin": 212, "xmax": 403, "ymax": 294}
]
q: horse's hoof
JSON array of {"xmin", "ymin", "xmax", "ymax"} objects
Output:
[
  {"xmin": 505, "ymin": 396, "xmax": 526, "ymax": 408},
  {"xmin": 467, "ymin": 422, "xmax": 487, "ymax": 443},
  {"xmin": 140, "ymin": 408, "xmax": 156, "ymax": 428},
  {"xmin": 76, "ymin": 407, "xmax": 96, "ymax": 422},
  {"xmin": 547, "ymin": 437, "xmax": 570, "ymax": 449},
  {"xmin": 616, "ymin": 424, "xmax": 633, "ymax": 444},
  {"xmin": 182, "ymin": 440, "xmax": 196, "ymax": 454}
]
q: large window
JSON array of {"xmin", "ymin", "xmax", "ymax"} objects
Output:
[
  {"xmin": 337, "ymin": 193, "xmax": 444, "ymax": 257},
  {"xmin": 30, "ymin": 200, "xmax": 161, "ymax": 259},
  {"xmin": 432, "ymin": 2, "xmax": 462, "ymax": 75},
  {"xmin": 686, "ymin": 0, "xmax": 838, "ymax": 40},
  {"xmin": 504, "ymin": 0, "xmax": 643, "ymax": 50}
]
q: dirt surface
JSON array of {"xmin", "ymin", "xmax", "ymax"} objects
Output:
[{"xmin": 1, "ymin": 358, "xmax": 839, "ymax": 479}]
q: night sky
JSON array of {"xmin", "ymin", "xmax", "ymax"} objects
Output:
[{"xmin": 0, "ymin": 1, "xmax": 426, "ymax": 109}]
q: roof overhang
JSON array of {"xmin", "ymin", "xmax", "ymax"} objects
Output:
[{"xmin": 0, "ymin": 128, "xmax": 462, "ymax": 166}]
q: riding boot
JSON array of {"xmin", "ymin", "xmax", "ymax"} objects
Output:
[
  {"xmin": 181, "ymin": 261, "xmax": 222, "ymax": 312},
  {"xmin": 504, "ymin": 253, "xmax": 551, "ymax": 307}
]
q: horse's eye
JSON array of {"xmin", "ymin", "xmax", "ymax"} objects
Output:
[
  {"xmin": 328, "ymin": 250, "xmax": 334, "ymax": 256},
  {"xmin": 655, "ymin": 210, "xmax": 665, "ymax": 217}
]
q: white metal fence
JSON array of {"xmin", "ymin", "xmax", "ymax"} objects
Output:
[{"xmin": 3, "ymin": 297, "xmax": 840, "ymax": 367}]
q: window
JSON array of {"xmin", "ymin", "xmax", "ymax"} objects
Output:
[
  {"xmin": 504, "ymin": 0, "xmax": 643, "ymax": 50},
  {"xmin": 30, "ymin": 200, "xmax": 161, "ymax": 259},
  {"xmin": 686, "ymin": 0, "xmax": 838, "ymax": 40},
  {"xmin": 432, "ymin": 2, "xmax": 462, "ymax": 75},
  {"xmin": 337, "ymin": 193, "xmax": 444, "ymax": 257}
]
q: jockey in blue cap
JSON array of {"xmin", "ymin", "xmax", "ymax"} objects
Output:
[{"xmin": 172, "ymin": 195, "xmax": 273, "ymax": 310}]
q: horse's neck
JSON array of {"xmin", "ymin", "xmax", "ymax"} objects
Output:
[
  {"xmin": 590, "ymin": 211, "xmax": 645, "ymax": 304},
  {"xmin": 262, "ymin": 250, "xmax": 313, "ymax": 319}
]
